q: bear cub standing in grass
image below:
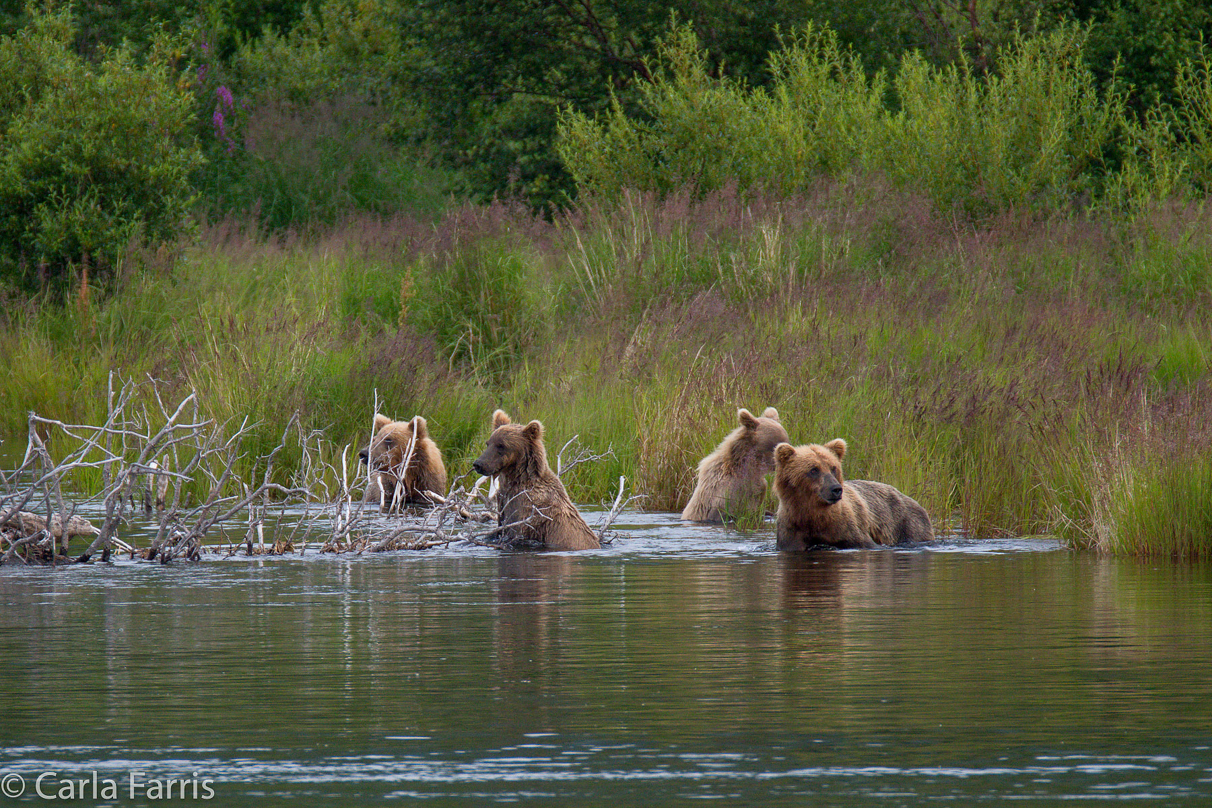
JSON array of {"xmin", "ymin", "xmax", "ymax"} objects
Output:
[
  {"xmin": 472, "ymin": 410, "xmax": 600, "ymax": 551},
  {"xmin": 360, "ymin": 413, "xmax": 447, "ymax": 511},
  {"xmin": 682, "ymin": 407, "xmax": 789, "ymax": 523},
  {"xmin": 773, "ymin": 438, "xmax": 932, "ymax": 550}
]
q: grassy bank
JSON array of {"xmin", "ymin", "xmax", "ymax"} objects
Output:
[{"xmin": 2, "ymin": 185, "xmax": 1210, "ymax": 557}]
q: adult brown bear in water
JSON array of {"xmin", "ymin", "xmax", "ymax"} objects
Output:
[
  {"xmin": 773, "ymin": 439, "xmax": 932, "ymax": 550},
  {"xmin": 472, "ymin": 410, "xmax": 599, "ymax": 551},
  {"xmin": 681, "ymin": 406, "xmax": 788, "ymax": 523}
]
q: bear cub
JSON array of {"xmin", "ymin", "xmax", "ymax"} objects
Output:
[
  {"xmin": 773, "ymin": 438, "xmax": 932, "ymax": 550},
  {"xmin": 682, "ymin": 407, "xmax": 788, "ymax": 523},
  {"xmin": 472, "ymin": 409, "xmax": 600, "ymax": 551},
  {"xmin": 360, "ymin": 413, "xmax": 447, "ymax": 511}
]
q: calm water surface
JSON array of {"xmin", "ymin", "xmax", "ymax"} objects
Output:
[{"xmin": 2, "ymin": 510, "xmax": 1211, "ymax": 806}]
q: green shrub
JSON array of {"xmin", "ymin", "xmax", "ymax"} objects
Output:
[
  {"xmin": 558, "ymin": 26, "xmax": 809, "ymax": 199},
  {"xmin": 884, "ymin": 29, "xmax": 1123, "ymax": 217},
  {"xmin": 559, "ymin": 23, "xmax": 1132, "ymax": 218},
  {"xmin": 762, "ymin": 25, "xmax": 886, "ymax": 184},
  {"xmin": 191, "ymin": 0, "xmax": 450, "ymax": 229},
  {"xmin": 0, "ymin": 8, "xmax": 200, "ymax": 296},
  {"xmin": 1108, "ymin": 49, "xmax": 1212, "ymax": 209}
]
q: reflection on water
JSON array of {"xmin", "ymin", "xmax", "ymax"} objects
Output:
[{"xmin": 1, "ymin": 511, "xmax": 1211, "ymax": 806}]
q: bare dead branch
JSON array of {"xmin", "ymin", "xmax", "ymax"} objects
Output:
[
  {"xmin": 2, "ymin": 377, "xmax": 634, "ymax": 564},
  {"xmin": 556, "ymin": 435, "xmax": 615, "ymax": 477}
]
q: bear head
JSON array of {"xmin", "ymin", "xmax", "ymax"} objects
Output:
[
  {"xmin": 359, "ymin": 413, "xmax": 429, "ymax": 481},
  {"xmin": 737, "ymin": 406, "xmax": 790, "ymax": 472},
  {"xmin": 774, "ymin": 438, "xmax": 848, "ymax": 507},
  {"xmin": 472, "ymin": 409, "xmax": 544, "ymax": 477}
]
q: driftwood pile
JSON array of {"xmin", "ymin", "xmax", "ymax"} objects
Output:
[{"xmin": 0, "ymin": 376, "xmax": 637, "ymax": 565}]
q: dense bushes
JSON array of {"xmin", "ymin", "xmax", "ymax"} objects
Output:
[
  {"xmin": 190, "ymin": 0, "xmax": 451, "ymax": 229},
  {"xmin": 0, "ymin": 9, "xmax": 200, "ymax": 296},
  {"xmin": 3, "ymin": 2, "xmax": 1209, "ymax": 250},
  {"xmin": 395, "ymin": 0, "xmax": 824, "ymax": 209},
  {"xmin": 5, "ymin": 2, "xmax": 1211, "ymax": 225},
  {"xmin": 559, "ymin": 24, "xmax": 1212, "ymax": 216}
]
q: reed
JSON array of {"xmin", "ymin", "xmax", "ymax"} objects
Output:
[{"xmin": 1069, "ymin": 446, "xmax": 1212, "ymax": 560}]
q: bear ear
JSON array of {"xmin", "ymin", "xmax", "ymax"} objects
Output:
[
  {"xmin": 738, "ymin": 408, "xmax": 759, "ymax": 430},
  {"xmin": 825, "ymin": 438, "xmax": 847, "ymax": 460},
  {"xmin": 492, "ymin": 409, "xmax": 511, "ymax": 429},
  {"xmin": 523, "ymin": 420, "xmax": 543, "ymax": 442},
  {"xmin": 761, "ymin": 407, "xmax": 780, "ymax": 421},
  {"xmin": 373, "ymin": 413, "xmax": 391, "ymax": 431},
  {"xmin": 411, "ymin": 416, "xmax": 428, "ymax": 439},
  {"xmin": 774, "ymin": 443, "xmax": 796, "ymax": 466}
]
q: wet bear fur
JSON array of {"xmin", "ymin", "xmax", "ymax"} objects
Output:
[
  {"xmin": 472, "ymin": 410, "xmax": 600, "ymax": 551},
  {"xmin": 682, "ymin": 406, "xmax": 789, "ymax": 522},
  {"xmin": 360, "ymin": 414, "xmax": 447, "ymax": 511},
  {"xmin": 773, "ymin": 438, "xmax": 933, "ymax": 550}
]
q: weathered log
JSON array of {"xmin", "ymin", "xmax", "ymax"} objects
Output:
[{"xmin": 2, "ymin": 510, "xmax": 99, "ymax": 540}]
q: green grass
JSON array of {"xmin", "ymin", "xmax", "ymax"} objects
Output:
[
  {"xmin": 2, "ymin": 186, "xmax": 1211, "ymax": 557},
  {"xmin": 1075, "ymin": 450, "xmax": 1212, "ymax": 559}
]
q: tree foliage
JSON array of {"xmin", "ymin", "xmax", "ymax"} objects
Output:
[
  {"xmin": 399, "ymin": 0, "xmax": 817, "ymax": 209},
  {"xmin": 1, "ymin": 0, "xmax": 1210, "ymax": 243},
  {"xmin": 0, "ymin": 7, "xmax": 201, "ymax": 295},
  {"xmin": 0, "ymin": 0, "xmax": 311, "ymax": 59},
  {"xmin": 1073, "ymin": 0, "xmax": 1212, "ymax": 112}
]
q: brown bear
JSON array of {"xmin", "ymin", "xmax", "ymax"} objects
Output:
[
  {"xmin": 681, "ymin": 407, "xmax": 789, "ymax": 522},
  {"xmin": 773, "ymin": 438, "xmax": 933, "ymax": 550},
  {"xmin": 472, "ymin": 409, "xmax": 600, "ymax": 551},
  {"xmin": 359, "ymin": 413, "xmax": 447, "ymax": 511}
]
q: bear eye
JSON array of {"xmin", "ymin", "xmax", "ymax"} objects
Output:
[
  {"xmin": 831, "ymin": 466, "xmax": 839, "ymax": 477},
  {"xmin": 807, "ymin": 467, "xmax": 820, "ymax": 477},
  {"xmin": 383, "ymin": 437, "xmax": 394, "ymax": 448}
]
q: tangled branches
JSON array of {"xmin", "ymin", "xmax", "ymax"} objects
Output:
[{"xmin": 0, "ymin": 376, "xmax": 638, "ymax": 565}]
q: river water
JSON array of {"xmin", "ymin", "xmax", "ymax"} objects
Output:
[{"xmin": 2, "ymin": 510, "xmax": 1211, "ymax": 806}]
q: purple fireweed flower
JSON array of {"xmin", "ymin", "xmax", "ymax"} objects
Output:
[{"xmin": 211, "ymin": 85, "xmax": 237, "ymax": 153}]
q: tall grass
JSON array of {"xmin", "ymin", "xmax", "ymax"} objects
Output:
[
  {"xmin": 1099, "ymin": 453, "xmax": 1212, "ymax": 559},
  {"xmin": 2, "ymin": 186, "xmax": 1210, "ymax": 556}
]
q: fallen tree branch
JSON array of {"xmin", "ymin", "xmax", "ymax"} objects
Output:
[{"xmin": 1, "ymin": 376, "xmax": 639, "ymax": 564}]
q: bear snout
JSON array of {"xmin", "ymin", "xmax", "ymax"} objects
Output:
[
  {"xmin": 819, "ymin": 481, "xmax": 843, "ymax": 505},
  {"xmin": 358, "ymin": 447, "xmax": 369, "ymax": 464},
  {"xmin": 472, "ymin": 459, "xmax": 488, "ymax": 476}
]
